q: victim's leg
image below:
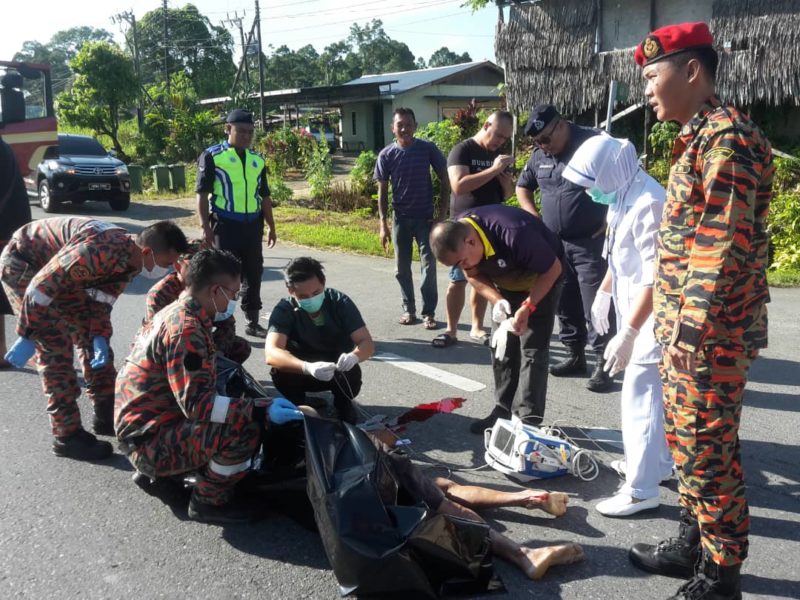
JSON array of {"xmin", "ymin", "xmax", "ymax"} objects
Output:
[{"xmin": 434, "ymin": 477, "xmax": 569, "ymax": 516}]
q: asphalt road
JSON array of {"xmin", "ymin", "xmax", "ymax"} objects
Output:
[{"xmin": 1, "ymin": 199, "xmax": 798, "ymax": 599}]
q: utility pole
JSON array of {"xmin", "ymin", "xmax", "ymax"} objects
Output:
[
  {"xmin": 162, "ymin": 0, "xmax": 170, "ymax": 94},
  {"xmin": 230, "ymin": 21, "xmax": 257, "ymax": 100},
  {"xmin": 255, "ymin": 0, "xmax": 266, "ymax": 131},
  {"xmin": 224, "ymin": 11, "xmax": 251, "ymax": 90},
  {"xmin": 112, "ymin": 10, "xmax": 144, "ymax": 132}
]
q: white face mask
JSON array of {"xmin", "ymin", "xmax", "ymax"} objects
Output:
[
  {"xmin": 213, "ymin": 287, "xmax": 238, "ymax": 322},
  {"xmin": 141, "ymin": 255, "xmax": 171, "ymax": 280}
]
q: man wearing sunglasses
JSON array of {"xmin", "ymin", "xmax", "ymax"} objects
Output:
[{"xmin": 516, "ymin": 104, "xmax": 613, "ymax": 393}]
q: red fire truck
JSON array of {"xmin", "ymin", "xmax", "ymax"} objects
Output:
[{"xmin": 0, "ymin": 60, "xmax": 58, "ymax": 188}]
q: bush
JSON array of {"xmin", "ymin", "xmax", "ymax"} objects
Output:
[
  {"xmin": 648, "ymin": 121, "xmax": 680, "ymax": 160},
  {"xmin": 305, "ymin": 139, "xmax": 333, "ymax": 200},
  {"xmin": 350, "ymin": 150, "xmax": 378, "ymax": 196},
  {"xmin": 769, "ymin": 191, "xmax": 800, "ymax": 272},
  {"xmin": 326, "ymin": 181, "xmax": 375, "ymax": 213},
  {"xmin": 256, "ymin": 127, "xmax": 316, "ymax": 171},
  {"xmin": 416, "ymin": 120, "xmax": 462, "ymax": 158}
]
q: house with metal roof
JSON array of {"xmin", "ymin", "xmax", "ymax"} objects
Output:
[{"xmin": 202, "ymin": 60, "xmax": 505, "ymax": 152}]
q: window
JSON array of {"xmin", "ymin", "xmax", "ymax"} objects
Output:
[
  {"xmin": 351, "ymin": 111, "xmax": 357, "ymax": 136},
  {"xmin": 59, "ymin": 135, "xmax": 107, "ymax": 156}
]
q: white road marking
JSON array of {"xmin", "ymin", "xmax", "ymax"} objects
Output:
[{"xmin": 372, "ymin": 351, "xmax": 486, "ymax": 392}]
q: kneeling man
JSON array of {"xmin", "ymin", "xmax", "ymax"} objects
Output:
[{"xmin": 116, "ymin": 249, "xmax": 302, "ymax": 524}]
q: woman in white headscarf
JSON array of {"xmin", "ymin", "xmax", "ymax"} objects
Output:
[{"xmin": 563, "ymin": 135, "xmax": 673, "ymax": 517}]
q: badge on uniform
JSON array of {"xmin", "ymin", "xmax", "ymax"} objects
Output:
[
  {"xmin": 703, "ymin": 147, "xmax": 735, "ymax": 162},
  {"xmin": 673, "ymin": 163, "xmax": 692, "ymax": 175},
  {"xmin": 69, "ymin": 265, "xmax": 91, "ymax": 281}
]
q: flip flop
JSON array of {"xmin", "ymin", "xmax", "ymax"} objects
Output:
[
  {"xmin": 398, "ymin": 312, "xmax": 417, "ymax": 325},
  {"xmin": 422, "ymin": 315, "xmax": 438, "ymax": 330},
  {"xmin": 431, "ymin": 333, "xmax": 457, "ymax": 348},
  {"xmin": 469, "ymin": 332, "xmax": 491, "ymax": 345}
]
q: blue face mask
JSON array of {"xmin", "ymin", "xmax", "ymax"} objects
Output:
[
  {"xmin": 297, "ymin": 290, "xmax": 325, "ymax": 314},
  {"xmin": 213, "ymin": 288, "xmax": 238, "ymax": 322},
  {"xmin": 587, "ymin": 187, "xmax": 617, "ymax": 205}
]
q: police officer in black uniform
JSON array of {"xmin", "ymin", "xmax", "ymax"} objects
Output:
[
  {"xmin": 196, "ymin": 109, "xmax": 277, "ymax": 338},
  {"xmin": 515, "ymin": 105, "xmax": 613, "ymax": 392}
]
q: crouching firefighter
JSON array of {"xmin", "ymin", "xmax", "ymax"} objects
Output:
[{"xmin": 115, "ymin": 248, "xmax": 303, "ymax": 524}]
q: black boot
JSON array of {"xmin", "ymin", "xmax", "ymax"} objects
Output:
[
  {"xmin": 92, "ymin": 400, "xmax": 115, "ymax": 436},
  {"xmin": 469, "ymin": 406, "xmax": 509, "ymax": 434},
  {"xmin": 549, "ymin": 346, "xmax": 587, "ymax": 377},
  {"xmin": 629, "ymin": 508, "xmax": 700, "ymax": 579},
  {"xmin": 245, "ymin": 310, "xmax": 267, "ymax": 338},
  {"xmin": 586, "ymin": 350, "xmax": 614, "ymax": 392},
  {"xmin": 187, "ymin": 492, "xmax": 252, "ymax": 524},
  {"xmin": 668, "ymin": 551, "xmax": 742, "ymax": 600},
  {"xmin": 53, "ymin": 428, "xmax": 113, "ymax": 461}
]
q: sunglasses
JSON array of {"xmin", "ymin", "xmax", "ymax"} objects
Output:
[{"xmin": 533, "ymin": 119, "xmax": 560, "ymax": 147}]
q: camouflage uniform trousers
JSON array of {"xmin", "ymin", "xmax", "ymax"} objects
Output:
[
  {"xmin": 1, "ymin": 257, "xmax": 116, "ymax": 437},
  {"xmin": 660, "ymin": 344, "xmax": 757, "ymax": 566},
  {"xmin": 213, "ymin": 317, "xmax": 251, "ymax": 364},
  {"xmin": 127, "ymin": 418, "xmax": 261, "ymax": 505}
]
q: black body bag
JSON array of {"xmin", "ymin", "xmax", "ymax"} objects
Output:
[{"xmin": 304, "ymin": 415, "xmax": 500, "ymax": 598}]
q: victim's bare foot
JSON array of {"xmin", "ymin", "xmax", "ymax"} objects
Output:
[
  {"xmin": 517, "ymin": 491, "xmax": 569, "ymax": 516},
  {"xmin": 517, "ymin": 543, "xmax": 584, "ymax": 580}
]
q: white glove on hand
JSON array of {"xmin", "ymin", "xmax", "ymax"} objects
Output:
[
  {"xmin": 492, "ymin": 299, "xmax": 512, "ymax": 323},
  {"xmin": 336, "ymin": 352, "xmax": 359, "ymax": 372},
  {"xmin": 490, "ymin": 320, "xmax": 514, "ymax": 361},
  {"xmin": 603, "ymin": 324, "xmax": 639, "ymax": 377},
  {"xmin": 591, "ymin": 290, "xmax": 612, "ymax": 336},
  {"xmin": 302, "ymin": 361, "xmax": 337, "ymax": 381}
]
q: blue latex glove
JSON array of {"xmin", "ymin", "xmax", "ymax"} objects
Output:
[
  {"xmin": 90, "ymin": 336, "xmax": 110, "ymax": 370},
  {"xmin": 268, "ymin": 397, "xmax": 304, "ymax": 425},
  {"xmin": 5, "ymin": 337, "xmax": 36, "ymax": 368}
]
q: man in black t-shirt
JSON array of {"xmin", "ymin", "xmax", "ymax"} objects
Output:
[
  {"xmin": 265, "ymin": 257, "xmax": 375, "ymax": 424},
  {"xmin": 434, "ymin": 111, "xmax": 514, "ymax": 349}
]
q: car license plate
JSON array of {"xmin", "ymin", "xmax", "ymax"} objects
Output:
[{"xmin": 89, "ymin": 183, "xmax": 111, "ymax": 191}]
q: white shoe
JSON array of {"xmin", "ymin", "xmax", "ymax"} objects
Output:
[
  {"xmin": 596, "ymin": 493, "xmax": 659, "ymax": 517},
  {"xmin": 609, "ymin": 460, "xmax": 673, "ymax": 483}
]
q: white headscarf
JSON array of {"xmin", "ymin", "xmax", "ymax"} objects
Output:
[{"xmin": 563, "ymin": 135, "xmax": 640, "ymax": 195}]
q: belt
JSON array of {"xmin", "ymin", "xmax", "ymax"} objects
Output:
[{"xmin": 212, "ymin": 211, "xmax": 262, "ymax": 223}]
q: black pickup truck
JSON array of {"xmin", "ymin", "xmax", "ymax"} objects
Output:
[{"xmin": 31, "ymin": 134, "xmax": 131, "ymax": 212}]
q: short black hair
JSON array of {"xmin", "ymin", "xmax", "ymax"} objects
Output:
[
  {"xmin": 284, "ymin": 256, "xmax": 326, "ymax": 287},
  {"xmin": 185, "ymin": 248, "xmax": 241, "ymax": 290},
  {"xmin": 137, "ymin": 220, "xmax": 189, "ymax": 254},
  {"xmin": 393, "ymin": 107, "xmax": 416, "ymax": 122},
  {"xmin": 430, "ymin": 220, "xmax": 471, "ymax": 261},
  {"xmin": 667, "ymin": 47, "xmax": 719, "ymax": 81},
  {"xmin": 489, "ymin": 110, "xmax": 514, "ymax": 126}
]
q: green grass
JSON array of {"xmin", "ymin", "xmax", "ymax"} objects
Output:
[
  {"xmin": 274, "ymin": 206, "xmax": 419, "ymax": 260},
  {"xmin": 768, "ymin": 268, "xmax": 800, "ymax": 287}
]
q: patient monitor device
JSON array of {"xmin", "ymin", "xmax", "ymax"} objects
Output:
[{"xmin": 484, "ymin": 416, "xmax": 599, "ymax": 482}]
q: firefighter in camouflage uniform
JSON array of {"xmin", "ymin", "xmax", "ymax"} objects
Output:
[
  {"xmin": 628, "ymin": 23, "xmax": 772, "ymax": 600},
  {"xmin": 116, "ymin": 248, "xmax": 303, "ymax": 524},
  {"xmin": 1, "ymin": 218, "xmax": 187, "ymax": 461},
  {"xmin": 144, "ymin": 239, "xmax": 251, "ymax": 364}
]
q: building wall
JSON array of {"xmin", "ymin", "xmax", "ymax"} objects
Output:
[
  {"xmin": 600, "ymin": 0, "xmax": 714, "ymax": 52},
  {"xmin": 340, "ymin": 101, "xmax": 376, "ymax": 151}
]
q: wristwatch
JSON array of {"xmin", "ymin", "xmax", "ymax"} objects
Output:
[{"xmin": 521, "ymin": 299, "xmax": 537, "ymax": 313}]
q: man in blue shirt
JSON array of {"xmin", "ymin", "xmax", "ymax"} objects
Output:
[
  {"xmin": 375, "ymin": 108, "xmax": 449, "ymax": 330},
  {"xmin": 516, "ymin": 104, "xmax": 613, "ymax": 393},
  {"xmin": 431, "ymin": 205, "xmax": 564, "ymax": 432}
]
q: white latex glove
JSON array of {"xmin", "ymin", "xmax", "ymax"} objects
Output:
[
  {"xmin": 591, "ymin": 290, "xmax": 612, "ymax": 336},
  {"xmin": 603, "ymin": 324, "xmax": 639, "ymax": 377},
  {"xmin": 302, "ymin": 361, "xmax": 337, "ymax": 381},
  {"xmin": 336, "ymin": 352, "xmax": 359, "ymax": 372},
  {"xmin": 490, "ymin": 320, "xmax": 514, "ymax": 361},
  {"xmin": 492, "ymin": 299, "xmax": 512, "ymax": 323}
]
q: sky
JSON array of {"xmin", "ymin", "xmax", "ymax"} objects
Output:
[{"xmin": 1, "ymin": 0, "xmax": 498, "ymax": 68}]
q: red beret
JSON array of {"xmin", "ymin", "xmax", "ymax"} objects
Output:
[{"xmin": 635, "ymin": 22, "xmax": 714, "ymax": 67}]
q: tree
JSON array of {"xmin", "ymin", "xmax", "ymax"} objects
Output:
[
  {"xmin": 428, "ymin": 47, "xmax": 472, "ymax": 68},
  {"xmin": 13, "ymin": 27, "xmax": 113, "ymax": 95},
  {"xmin": 57, "ymin": 42, "xmax": 138, "ymax": 158},
  {"xmin": 318, "ymin": 41, "xmax": 359, "ymax": 86},
  {"xmin": 347, "ymin": 20, "xmax": 417, "ymax": 75},
  {"xmin": 136, "ymin": 4, "xmax": 235, "ymax": 99},
  {"xmin": 264, "ymin": 44, "xmax": 322, "ymax": 90}
]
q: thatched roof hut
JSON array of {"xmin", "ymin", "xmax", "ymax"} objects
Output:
[{"xmin": 495, "ymin": 0, "xmax": 800, "ymax": 115}]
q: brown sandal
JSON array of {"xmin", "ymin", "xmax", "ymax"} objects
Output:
[
  {"xmin": 398, "ymin": 312, "xmax": 417, "ymax": 325},
  {"xmin": 422, "ymin": 315, "xmax": 438, "ymax": 330}
]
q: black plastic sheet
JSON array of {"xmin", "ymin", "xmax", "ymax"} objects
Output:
[{"xmin": 304, "ymin": 416, "xmax": 501, "ymax": 598}]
